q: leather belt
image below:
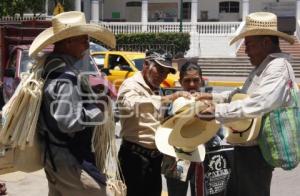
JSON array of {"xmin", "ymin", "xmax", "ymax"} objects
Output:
[{"xmin": 122, "ymin": 140, "xmax": 161, "ymax": 158}]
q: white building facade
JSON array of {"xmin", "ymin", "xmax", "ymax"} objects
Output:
[
  {"xmin": 74, "ymin": 0, "xmax": 300, "ymax": 57},
  {"xmin": 76, "ymin": 0, "xmax": 297, "ymax": 22}
]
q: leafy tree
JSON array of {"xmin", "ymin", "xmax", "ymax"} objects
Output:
[
  {"xmin": 13, "ymin": 0, "xmax": 27, "ymax": 17},
  {"xmin": 28, "ymin": 0, "xmax": 45, "ymax": 17},
  {"xmin": 1, "ymin": 0, "xmax": 15, "ymax": 17}
]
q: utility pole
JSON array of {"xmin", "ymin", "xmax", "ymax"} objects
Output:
[{"xmin": 179, "ymin": 0, "xmax": 183, "ymax": 32}]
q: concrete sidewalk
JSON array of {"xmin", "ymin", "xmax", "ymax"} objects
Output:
[{"xmin": 0, "ymin": 165, "xmax": 300, "ymax": 196}]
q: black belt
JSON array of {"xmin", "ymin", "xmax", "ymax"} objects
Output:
[{"xmin": 122, "ymin": 140, "xmax": 161, "ymax": 158}]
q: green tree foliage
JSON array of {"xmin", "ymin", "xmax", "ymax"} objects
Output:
[
  {"xmin": 0, "ymin": 0, "xmax": 15, "ymax": 17},
  {"xmin": 28, "ymin": 0, "xmax": 45, "ymax": 16},
  {"xmin": 50, "ymin": 0, "xmax": 73, "ymax": 13},
  {"xmin": 13, "ymin": 0, "xmax": 27, "ymax": 17},
  {"xmin": 0, "ymin": 0, "xmax": 73, "ymax": 18}
]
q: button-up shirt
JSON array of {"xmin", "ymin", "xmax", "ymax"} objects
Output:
[
  {"xmin": 213, "ymin": 53, "xmax": 297, "ymax": 145},
  {"xmin": 117, "ymin": 72, "xmax": 166, "ymax": 149}
]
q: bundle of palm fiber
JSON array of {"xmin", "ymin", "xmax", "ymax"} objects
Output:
[
  {"xmin": 0, "ymin": 57, "xmax": 45, "ymax": 149},
  {"xmin": 92, "ymin": 99, "xmax": 127, "ymax": 196},
  {"xmin": 0, "ymin": 55, "xmax": 46, "ymax": 173}
]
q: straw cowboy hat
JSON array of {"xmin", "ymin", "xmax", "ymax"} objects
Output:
[
  {"xmin": 29, "ymin": 11, "xmax": 116, "ymax": 58},
  {"xmin": 155, "ymin": 97, "xmax": 220, "ymax": 162},
  {"xmin": 230, "ymin": 12, "xmax": 294, "ymax": 45},
  {"xmin": 223, "ymin": 94, "xmax": 262, "ymax": 144}
]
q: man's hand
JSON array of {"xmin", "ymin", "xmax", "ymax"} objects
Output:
[
  {"xmin": 162, "ymin": 91, "xmax": 191, "ymax": 104},
  {"xmin": 196, "ymin": 102, "xmax": 215, "ymax": 121},
  {"xmin": 193, "ymin": 92, "xmax": 212, "ymax": 101}
]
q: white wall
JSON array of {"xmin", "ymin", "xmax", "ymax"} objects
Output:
[
  {"xmin": 102, "ymin": 0, "xmax": 126, "ymax": 21},
  {"xmin": 199, "ymin": 35, "xmax": 236, "ymax": 57},
  {"xmin": 250, "ymin": 0, "xmax": 295, "ymax": 14}
]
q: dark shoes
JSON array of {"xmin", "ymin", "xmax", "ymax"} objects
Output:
[{"xmin": 0, "ymin": 183, "xmax": 7, "ymax": 195}]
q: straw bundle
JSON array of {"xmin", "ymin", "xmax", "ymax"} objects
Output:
[
  {"xmin": 92, "ymin": 99, "xmax": 126, "ymax": 196},
  {"xmin": 0, "ymin": 57, "xmax": 45, "ymax": 150}
]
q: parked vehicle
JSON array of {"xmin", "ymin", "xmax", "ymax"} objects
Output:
[
  {"xmin": 0, "ymin": 21, "xmax": 116, "ymax": 174},
  {"xmin": 91, "ymin": 51, "xmax": 180, "ymax": 90},
  {"xmin": 89, "ymin": 41, "xmax": 108, "ymax": 53},
  {"xmin": 0, "ymin": 21, "xmax": 116, "ymax": 108},
  {"xmin": 0, "ymin": 21, "xmax": 51, "ymax": 108}
]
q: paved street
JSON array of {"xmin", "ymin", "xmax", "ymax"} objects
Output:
[
  {"xmin": 1, "ymin": 79, "xmax": 300, "ymax": 196},
  {"xmin": 1, "ymin": 165, "xmax": 300, "ymax": 196},
  {"xmin": 1, "ymin": 121, "xmax": 300, "ymax": 196}
]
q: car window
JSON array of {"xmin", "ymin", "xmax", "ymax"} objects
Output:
[
  {"xmin": 20, "ymin": 51, "xmax": 32, "ymax": 73},
  {"xmin": 87, "ymin": 56, "xmax": 99, "ymax": 73},
  {"xmin": 90, "ymin": 42, "xmax": 108, "ymax": 52},
  {"xmin": 108, "ymin": 54, "xmax": 130, "ymax": 70},
  {"xmin": 93, "ymin": 54, "xmax": 105, "ymax": 69},
  {"xmin": 5, "ymin": 52, "xmax": 17, "ymax": 77},
  {"xmin": 132, "ymin": 58, "xmax": 144, "ymax": 71}
]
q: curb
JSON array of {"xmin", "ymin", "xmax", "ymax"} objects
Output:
[
  {"xmin": 208, "ymin": 81, "xmax": 243, "ymax": 87},
  {"xmin": 209, "ymin": 80, "xmax": 300, "ymax": 88}
]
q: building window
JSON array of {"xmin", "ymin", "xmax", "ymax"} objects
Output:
[
  {"xmin": 183, "ymin": 2, "xmax": 191, "ymax": 20},
  {"xmin": 126, "ymin": 2, "xmax": 141, "ymax": 7},
  {"xmin": 219, "ymin": 1, "xmax": 239, "ymax": 13}
]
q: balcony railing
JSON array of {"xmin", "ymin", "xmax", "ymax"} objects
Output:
[
  {"xmin": 93, "ymin": 21, "xmax": 241, "ymax": 35},
  {"xmin": 0, "ymin": 16, "xmax": 47, "ymax": 22},
  {"xmin": 296, "ymin": 20, "xmax": 300, "ymax": 41}
]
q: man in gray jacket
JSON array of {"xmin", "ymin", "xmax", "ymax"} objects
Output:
[{"xmin": 29, "ymin": 11, "xmax": 116, "ymax": 196}]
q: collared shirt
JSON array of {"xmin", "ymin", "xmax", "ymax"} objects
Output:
[
  {"xmin": 213, "ymin": 53, "xmax": 297, "ymax": 145},
  {"xmin": 117, "ymin": 72, "xmax": 166, "ymax": 149}
]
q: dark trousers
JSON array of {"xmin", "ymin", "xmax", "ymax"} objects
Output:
[
  {"xmin": 166, "ymin": 168, "xmax": 196, "ymax": 196},
  {"xmin": 118, "ymin": 140, "xmax": 163, "ymax": 196},
  {"xmin": 166, "ymin": 177, "xmax": 195, "ymax": 196},
  {"xmin": 231, "ymin": 146, "xmax": 274, "ymax": 196}
]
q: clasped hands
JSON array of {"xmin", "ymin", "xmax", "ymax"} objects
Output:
[{"xmin": 163, "ymin": 91, "xmax": 215, "ymax": 121}]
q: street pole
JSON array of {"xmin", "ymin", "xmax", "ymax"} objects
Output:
[{"xmin": 179, "ymin": 0, "xmax": 183, "ymax": 32}]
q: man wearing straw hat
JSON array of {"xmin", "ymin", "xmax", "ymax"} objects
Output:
[
  {"xmin": 29, "ymin": 11, "xmax": 116, "ymax": 195},
  {"xmin": 117, "ymin": 50, "xmax": 191, "ymax": 196},
  {"xmin": 196, "ymin": 12, "xmax": 296, "ymax": 196}
]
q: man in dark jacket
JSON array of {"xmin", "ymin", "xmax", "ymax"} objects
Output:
[{"xmin": 29, "ymin": 11, "xmax": 116, "ymax": 196}]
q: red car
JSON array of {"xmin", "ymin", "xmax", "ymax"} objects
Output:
[{"xmin": 0, "ymin": 45, "xmax": 116, "ymax": 108}]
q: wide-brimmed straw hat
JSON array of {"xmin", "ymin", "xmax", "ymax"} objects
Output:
[
  {"xmin": 230, "ymin": 12, "xmax": 294, "ymax": 45},
  {"xmin": 155, "ymin": 97, "xmax": 220, "ymax": 162},
  {"xmin": 29, "ymin": 11, "xmax": 116, "ymax": 58},
  {"xmin": 223, "ymin": 94, "xmax": 262, "ymax": 144}
]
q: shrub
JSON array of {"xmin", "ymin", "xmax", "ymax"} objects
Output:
[{"xmin": 115, "ymin": 32, "xmax": 190, "ymax": 55}]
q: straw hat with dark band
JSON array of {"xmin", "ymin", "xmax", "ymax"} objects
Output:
[
  {"xmin": 155, "ymin": 97, "xmax": 220, "ymax": 162},
  {"xmin": 230, "ymin": 12, "xmax": 294, "ymax": 45},
  {"xmin": 223, "ymin": 94, "xmax": 262, "ymax": 144},
  {"xmin": 29, "ymin": 11, "xmax": 116, "ymax": 58}
]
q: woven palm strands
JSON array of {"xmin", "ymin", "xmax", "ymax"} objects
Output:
[
  {"xmin": 0, "ymin": 59, "xmax": 45, "ymax": 150},
  {"xmin": 92, "ymin": 99, "xmax": 126, "ymax": 196}
]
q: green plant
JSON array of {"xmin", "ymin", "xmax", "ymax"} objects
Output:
[
  {"xmin": 115, "ymin": 32, "xmax": 190, "ymax": 55},
  {"xmin": 27, "ymin": 0, "xmax": 45, "ymax": 17}
]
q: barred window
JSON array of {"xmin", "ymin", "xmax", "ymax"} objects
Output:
[
  {"xmin": 219, "ymin": 1, "xmax": 239, "ymax": 13},
  {"xmin": 183, "ymin": 2, "xmax": 191, "ymax": 20}
]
